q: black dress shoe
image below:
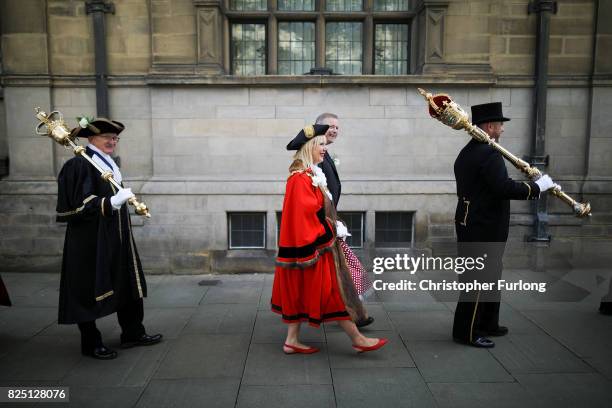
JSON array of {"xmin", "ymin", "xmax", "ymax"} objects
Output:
[
  {"xmin": 600, "ymin": 302, "xmax": 612, "ymax": 315},
  {"xmin": 355, "ymin": 316, "xmax": 374, "ymax": 328},
  {"xmin": 82, "ymin": 345, "xmax": 118, "ymax": 360},
  {"xmin": 120, "ymin": 333, "xmax": 163, "ymax": 349},
  {"xmin": 454, "ymin": 336, "xmax": 495, "ymax": 348},
  {"xmin": 484, "ymin": 326, "xmax": 509, "ymax": 337}
]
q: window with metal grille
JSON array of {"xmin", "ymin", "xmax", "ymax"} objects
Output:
[
  {"xmin": 326, "ymin": 22, "xmax": 363, "ymax": 75},
  {"xmin": 278, "ymin": 22, "xmax": 316, "ymax": 75},
  {"xmin": 230, "ymin": 0, "xmax": 267, "ymax": 11},
  {"xmin": 228, "ymin": 212, "xmax": 266, "ymax": 249},
  {"xmin": 225, "ymin": 0, "xmax": 413, "ymax": 75},
  {"xmin": 338, "ymin": 212, "xmax": 365, "ymax": 248},
  {"xmin": 374, "ymin": 23, "xmax": 409, "ymax": 75},
  {"xmin": 375, "ymin": 211, "xmax": 414, "ymax": 247},
  {"xmin": 231, "ymin": 23, "xmax": 267, "ymax": 75}
]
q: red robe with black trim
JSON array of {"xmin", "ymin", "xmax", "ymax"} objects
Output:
[{"xmin": 271, "ymin": 170, "xmax": 351, "ymax": 327}]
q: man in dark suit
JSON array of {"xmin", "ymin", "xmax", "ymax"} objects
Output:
[
  {"xmin": 452, "ymin": 102, "xmax": 557, "ymax": 348},
  {"xmin": 314, "ymin": 112, "xmax": 374, "ymax": 328},
  {"xmin": 315, "ymin": 113, "xmax": 341, "ymax": 208}
]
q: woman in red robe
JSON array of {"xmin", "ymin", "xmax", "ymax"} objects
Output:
[{"xmin": 271, "ymin": 124, "xmax": 387, "ymax": 355}]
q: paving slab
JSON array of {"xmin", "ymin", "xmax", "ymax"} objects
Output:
[
  {"xmin": 407, "ymin": 340, "xmax": 514, "ymax": 383},
  {"xmin": 65, "ymin": 385, "xmax": 144, "ymax": 408},
  {"xmin": 0, "ymin": 307, "xmax": 58, "ymax": 339},
  {"xmin": 184, "ymin": 303, "xmax": 257, "ymax": 334},
  {"xmin": 489, "ymin": 334, "xmax": 594, "ymax": 374},
  {"xmin": 517, "ymin": 309, "xmax": 612, "ymax": 359},
  {"xmin": 0, "ymin": 335, "xmax": 82, "ymax": 382},
  {"xmin": 236, "ymin": 385, "xmax": 335, "ymax": 408},
  {"xmin": 516, "ymin": 373, "xmax": 612, "ymax": 408},
  {"xmin": 61, "ymin": 341, "xmax": 171, "ymax": 387},
  {"xmin": 388, "ymin": 310, "xmax": 454, "ymax": 341},
  {"xmin": 333, "ymin": 367, "xmax": 436, "ymax": 408},
  {"xmin": 135, "ymin": 378, "xmax": 240, "ymax": 408},
  {"xmin": 153, "ymin": 334, "xmax": 250, "ymax": 379},
  {"xmin": 326, "ymin": 330, "xmax": 415, "ymax": 369},
  {"xmin": 428, "ymin": 382, "xmax": 535, "ymax": 408},
  {"xmin": 145, "ymin": 276, "xmax": 209, "ymax": 307},
  {"xmin": 242, "ymin": 342, "xmax": 331, "ymax": 386},
  {"xmin": 201, "ymin": 280, "xmax": 264, "ymax": 305}
]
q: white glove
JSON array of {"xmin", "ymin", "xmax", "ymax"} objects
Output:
[
  {"xmin": 110, "ymin": 188, "xmax": 134, "ymax": 210},
  {"xmin": 336, "ymin": 221, "xmax": 351, "ymax": 240},
  {"xmin": 535, "ymin": 174, "xmax": 554, "ymax": 192}
]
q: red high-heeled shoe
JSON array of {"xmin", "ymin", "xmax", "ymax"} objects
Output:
[
  {"xmin": 283, "ymin": 343, "xmax": 320, "ymax": 354},
  {"xmin": 352, "ymin": 338, "xmax": 388, "ymax": 353}
]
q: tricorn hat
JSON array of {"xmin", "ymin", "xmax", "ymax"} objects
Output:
[
  {"xmin": 471, "ymin": 102, "xmax": 510, "ymax": 125},
  {"xmin": 286, "ymin": 124, "xmax": 330, "ymax": 151},
  {"xmin": 70, "ymin": 116, "xmax": 125, "ymax": 138}
]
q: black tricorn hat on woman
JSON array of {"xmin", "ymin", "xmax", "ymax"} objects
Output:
[
  {"xmin": 470, "ymin": 102, "xmax": 510, "ymax": 126},
  {"xmin": 286, "ymin": 124, "xmax": 330, "ymax": 151},
  {"xmin": 70, "ymin": 116, "xmax": 125, "ymax": 138}
]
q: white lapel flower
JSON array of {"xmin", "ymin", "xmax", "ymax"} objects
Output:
[{"xmin": 331, "ymin": 154, "xmax": 340, "ymax": 167}]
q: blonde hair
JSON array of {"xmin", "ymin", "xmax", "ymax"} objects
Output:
[{"xmin": 289, "ymin": 135, "xmax": 326, "ymax": 172}]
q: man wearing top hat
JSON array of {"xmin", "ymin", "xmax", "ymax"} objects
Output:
[
  {"xmin": 56, "ymin": 117, "xmax": 162, "ymax": 360},
  {"xmin": 452, "ymin": 102, "xmax": 558, "ymax": 348}
]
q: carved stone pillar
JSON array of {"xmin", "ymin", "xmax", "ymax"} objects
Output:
[
  {"xmin": 193, "ymin": 0, "xmax": 225, "ymax": 74},
  {"xmin": 415, "ymin": 0, "xmax": 449, "ymax": 74}
]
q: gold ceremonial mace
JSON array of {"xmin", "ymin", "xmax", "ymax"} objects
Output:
[
  {"xmin": 417, "ymin": 88, "xmax": 591, "ymax": 218},
  {"xmin": 34, "ymin": 108, "xmax": 151, "ymax": 218}
]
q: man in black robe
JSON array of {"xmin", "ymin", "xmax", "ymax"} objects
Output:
[
  {"xmin": 452, "ymin": 102, "xmax": 557, "ymax": 348},
  {"xmin": 56, "ymin": 117, "xmax": 161, "ymax": 359}
]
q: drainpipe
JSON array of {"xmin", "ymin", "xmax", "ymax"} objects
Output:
[
  {"xmin": 85, "ymin": 0, "xmax": 115, "ymax": 117},
  {"xmin": 527, "ymin": 0, "xmax": 557, "ymax": 243}
]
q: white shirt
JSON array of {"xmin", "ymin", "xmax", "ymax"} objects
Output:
[{"xmin": 87, "ymin": 144, "xmax": 122, "ymax": 183}]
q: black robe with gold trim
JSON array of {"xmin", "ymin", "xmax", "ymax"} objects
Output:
[{"xmin": 56, "ymin": 155, "xmax": 147, "ymax": 324}]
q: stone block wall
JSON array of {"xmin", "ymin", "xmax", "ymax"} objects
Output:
[{"xmin": 1, "ymin": 84, "xmax": 609, "ymax": 273}]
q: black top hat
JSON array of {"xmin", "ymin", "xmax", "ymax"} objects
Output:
[
  {"xmin": 70, "ymin": 117, "xmax": 125, "ymax": 138},
  {"xmin": 286, "ymin": 124, "xmax": 330, "ymax": 151},
  {"xmin": 471, "ymin": 102, "xmax": 510, "ymax": 125}
]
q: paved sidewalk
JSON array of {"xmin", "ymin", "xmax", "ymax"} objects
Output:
[{"xmin": 0, "ymin": 271, "xmax": 611, "ymax": 408}]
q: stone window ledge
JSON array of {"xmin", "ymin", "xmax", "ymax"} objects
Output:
[{"xmin": 3, "ymin": 73, "xmax": 610, "ymax": 87}]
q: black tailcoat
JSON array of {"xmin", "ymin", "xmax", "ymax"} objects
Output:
[
  {"xmin": 56, "ymin": 154, "xmax": 147, "ymax": 324},
  {"xmin": 454, "ymin": 139, "xmax": 540, "ymax": 243},
  {"xmin": 452, "ymin": 138, "xmax": 540, "ymax": 342}
]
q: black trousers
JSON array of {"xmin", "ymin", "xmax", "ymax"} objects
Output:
[
  {"xmin": 78, "ymin": 297, "xmax": 145, "ymax": 351},
  {"xmin": 452, "ymin": 241, "xmax": 504, "ymax": 342},
  {"xmin": 600, "ymin": 277, "xmax": 612, "ymax": 314}
]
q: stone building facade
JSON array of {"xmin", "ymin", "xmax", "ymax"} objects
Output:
[{"xmin": 1, "ymin": 0, "xmax": 611, "ymax": 273}]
